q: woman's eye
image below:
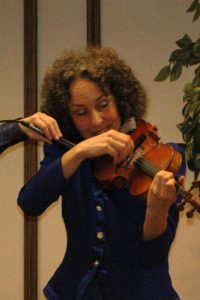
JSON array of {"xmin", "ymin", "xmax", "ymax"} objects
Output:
[
  {"xmin": 98, "ymin": 99, "xmax": 109, "ymax": 109},
  {"xmin": 76, "ymin": 109, "xmax": 87, "ymax": 116},
  {"xmin": 71, "ymin": 108, "xmax": 86, "ymax": 117}
]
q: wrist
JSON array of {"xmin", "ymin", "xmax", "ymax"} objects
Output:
[{"xmin": 142, "ymin": 209, "xmax": 168, "ymax": 240}]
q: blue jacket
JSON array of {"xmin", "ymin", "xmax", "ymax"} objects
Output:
[
  {"xmin": 17, "ymin": 142, "xmax": 185, "ymax": 300},
  {"xmin": 0, "ymin": 122, "xmax": 26, "ymax": 154}
]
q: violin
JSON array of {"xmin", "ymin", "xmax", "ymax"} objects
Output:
[{"xmin": 94, "ymin": 119, "xmax": 200, "ymax": 218}]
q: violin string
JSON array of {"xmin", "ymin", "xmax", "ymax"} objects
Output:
[
  {"xmin": 134, "ymin": 156, "xmax": 160, "ymax": 178},
  {"xmin": 134, "ymin": 155, "xmax": 195, "ymax": 201},
  {"xmin": 175, "ymin": 184, "xmax": 193, "ymax": 201}
]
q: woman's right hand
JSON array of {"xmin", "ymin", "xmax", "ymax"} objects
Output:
[
  {"xmin": 75, "ymin": 129, "xmax": 134, "ymax": 164},
  {"xmin": 19, "ymin": 112, "xmax": 62, "ymax": 143},
  {"xmin": 61, "ymin": 129, "xmax": 134, "ymax": 179}
]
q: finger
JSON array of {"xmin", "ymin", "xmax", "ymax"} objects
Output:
[
  {"xmin": 152, "ymin": 171, "xmax": 174, "ymax": 192},
  {"xmin": 165, "ymin": 178, "xmax": 177, "ymax": 192},
  {"xmin": 106, "ymin": 140, "xmax": 128, "ymax": 163},
  {"xmin": 33, "ymin": 134, "xmax": 52, "ymax": 144},
  {"xmin": 178, "ymin": 175, "xmax": 185, "ymax": 187},
  {"xmin": 108, "ymin": 131, "xmax": 134, "ymax": 152},
  {"xmin": 24, "ymin": 113, "xmax": 62, "ymax": 140},
  {"xmin": 40, "ymin": 118, "xmax": 61, "ymax": 140},
  {"xmin": 108, "ymin": 148, "xmax": 120, "ymax": 165},
  {"xmin": 105, "ymin": 131, "xmax": 134, "ymax": 161},
  {"xmin": 30, "ymin": 118, "xmax": 53, "ymax": 140},
  {"xmin": 41, "ymin": 114, "xmax": 62, "ymax": 139},
  {"xmin": 31, "ymin": 116, "xmax": 61, "ymax": 140}
]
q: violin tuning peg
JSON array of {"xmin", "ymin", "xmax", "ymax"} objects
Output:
[
  {"xmin": 192, "ymin": 180, "xmax": 200, "ymax": 189},
  {"xmin": 177, "ymin": 204, "xmax": 184, "ymax": 211},
  {"xmin": 177, "ymin": 200, "xmax": 186, "ymax": 211},
  {"xmin": 186, "ymin": 208, "xmax": 195, "ymax": 218}
]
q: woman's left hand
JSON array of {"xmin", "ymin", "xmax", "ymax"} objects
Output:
[
  {"xmin": 147, "ymin": 170, "xmax": 178, "ymax": 213},
  {"xmin": 143, "ymin": 171, "xmax": 184, "ymax": 240}
]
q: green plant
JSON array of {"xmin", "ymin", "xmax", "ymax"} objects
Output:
[{"xmin": 154, "ymin": 0, "xmax": 200, "ymax": 179}]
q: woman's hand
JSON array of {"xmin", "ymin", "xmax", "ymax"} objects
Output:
[
  {"xmin": 61, "ymin": 129, "xmax": 134, "ymax": 180},
  {"xmin": 143, "ymin": 171, "xmax": 184, "ymax": 240},
  {"xmin": 75, "ymin": 129, "xmax": 134, "ymax": 164},
  {"xmin": 19, "ymin": 112, "xmax": 62, "ymax": 143}
]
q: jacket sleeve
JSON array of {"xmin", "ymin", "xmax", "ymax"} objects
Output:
[
  {"xmin": 0, "ymin": 122, "xmax": 26, "ymax": 154},
  {"xmin": 17, "ymin": 143, "xmax": 68, "ymax": 216},
  {"xmin": 138, "ymin": 142, "xmax": 186, "ymax": 269}
]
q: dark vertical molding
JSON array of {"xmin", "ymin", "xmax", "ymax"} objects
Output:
[
  {"xmin": 87, "ymin": 0, "xmax": 101, "ymax": 47},
  {"xmin": 24, "ymin": 1, "xmax": 38, "ymax": 299}
]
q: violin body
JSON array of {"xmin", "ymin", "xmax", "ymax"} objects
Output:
[{"xmin": 128, "ymin": 143, "xmax": 182, "ymax": 196}]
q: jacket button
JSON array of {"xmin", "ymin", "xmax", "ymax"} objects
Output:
[
  {"xmin": 97, "ymin": 231, "xmax": 104, "ymax": 239},
  {"xmin": 93, "ymin": 259, "xmax": 100, "ymax": 267},
  {"xmin": 96, "ymin": 205, "xmax": 102, "ymax": 211}
]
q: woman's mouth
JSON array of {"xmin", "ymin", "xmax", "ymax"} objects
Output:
[{"xmin": 93, "ymin": 127, "xmax": 110, "ymax": 135}]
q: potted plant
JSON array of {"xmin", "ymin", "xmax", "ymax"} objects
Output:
[{"xmin": 154, "ymin": 0, "xmax": 200, "ymax": 182}]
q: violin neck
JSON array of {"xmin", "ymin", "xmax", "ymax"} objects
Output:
[{"xmin": 175, "ymin": 183, "xmax": 192, "ymax": 202}]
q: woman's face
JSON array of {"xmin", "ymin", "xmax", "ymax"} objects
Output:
[{"xmin": 68, "ymin": 78, "xmax": 121, "ymax": 139}]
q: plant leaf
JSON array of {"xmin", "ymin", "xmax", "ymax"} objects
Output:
[
  {"xmin": 193, "ymin": 130, "xmax": 200, "ymax": 148},
  {"xmin": 192, "ymin": 77, "xmax": 200, "ymax": 86},
  {"xmin": 169, "ymin": 49, "xmax": 183, "ymax": 62},
  {"xmin": 195, "ymin": 65, "xmax": 200, "ymax": 76},
  {"xmin": 170, "ymin": 63, "xmax": 183, "ymax": 81},
  {"xmin": 187, "ymin": 0, "xmax": 199, "ymax": 12},
  {"xmin": 154, "ymin": 65, "xmax": 170, "ymax": 81},
  {"xmin": 194, "ymin": 157, "xmax": 200, "ymax": 169},
  {"xmin": 193, "ymin": 4, "xmax": 200, "ymax": 21},
  {"xmin": 176, "ymin": 34, "xmax": 193, "ymax": 48},
  {"xmin": 193, "ymin": 37, "xmax": 200, "ymax": 54},
  {"xmin": 183, "ymin": 82, "xmax": 193, "ymax": 93}
]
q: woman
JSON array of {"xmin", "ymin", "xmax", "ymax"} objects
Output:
[
  {"xmin": 17, "ymin": 47, "xmax": 185, "ymax": 300},
  {"xmin": 0, "ymin": 112, "xmax": 62, "ymax": 154}
]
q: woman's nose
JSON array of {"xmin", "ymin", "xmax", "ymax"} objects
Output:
[{"xmin": 90, "ymin": 111, "xmax": 103, "ymax": 127}]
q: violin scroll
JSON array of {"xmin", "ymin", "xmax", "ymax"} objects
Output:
[{"xmin": 177, "ymin": 180, "xmax": 200, "ymax": 218}]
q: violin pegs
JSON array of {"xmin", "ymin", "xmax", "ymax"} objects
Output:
[
  {"xmin": 177, "ymin": 204, "xmax": 184, "ymax": 211},
  {"xmin": 186, "ymin": 208, "xmax": 195, "ymax": 218},
  {"xmin": 177, "ymin": 199, "xmax": 186, "ymax": 211}
]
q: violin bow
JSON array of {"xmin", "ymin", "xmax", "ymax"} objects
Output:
[{"xmin": 0, "ymin": 119, "xmax": 75, "ymax": 149}]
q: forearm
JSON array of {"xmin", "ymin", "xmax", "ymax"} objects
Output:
[
  {"xmin": 61, "ymin": 144, "xmax": 89, "ymax": 179},
  {"xmin": 142, "ymin": 208, "xmax": 168, "ymax": 240}
]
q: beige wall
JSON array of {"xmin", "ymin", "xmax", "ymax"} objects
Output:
[
  {"xmin": 0, "ymin": 0, "xmax": 24, "ymax": 299},
  {"xmin": 1, "ymin": 1, "xmax": 200, "ymax": 299}
]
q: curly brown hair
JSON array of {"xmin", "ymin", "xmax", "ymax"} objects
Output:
[{"xmin": 41, "ymin": 47, "xmax": 148, "ymax": 143}]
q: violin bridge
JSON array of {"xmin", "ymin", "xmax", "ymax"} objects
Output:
[{"xmin": 126, "ymin": 151, "xmax": 142, "ymax": 168}]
